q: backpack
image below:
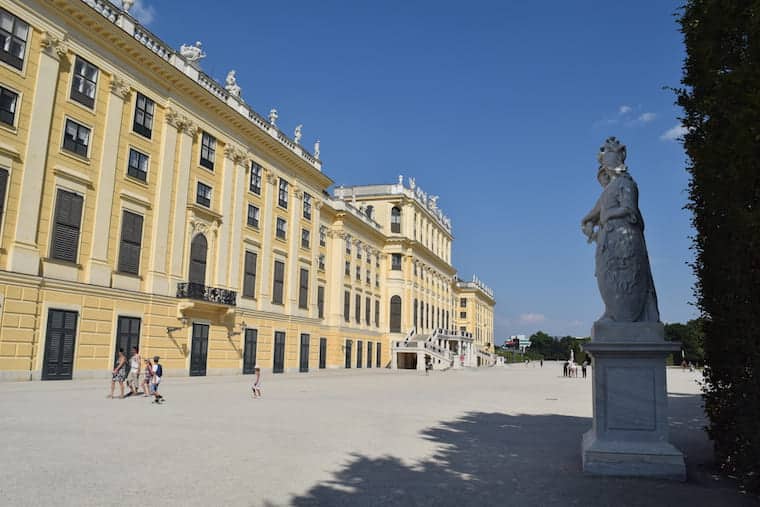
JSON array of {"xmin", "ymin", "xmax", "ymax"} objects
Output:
[{"xmin": 155, "ymin": 364, "xmax": 163, "ymax": 377}]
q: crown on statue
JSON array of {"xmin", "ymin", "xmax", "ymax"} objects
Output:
[{"xmin": 597, "ymin": 136, "xmax": 627, "ymax": 170}]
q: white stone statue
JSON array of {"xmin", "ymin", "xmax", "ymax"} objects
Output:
[
  {"xmin": 581, "ymin": 137, "xmax": 660, "ymax": 322},
  {"xmin": 430, "ymin": 195, "xmax": 439, "ymax": 209},
  {"xmin": 294, "ymin": 124, "xmax": 302, "ymax": 144},
  {"xmin": 225, "ymin": 70, "xmax": 241, "ymax": 98},
  {"xmin": 180, "ymin": 41, "xmax": 206, "ymax": 63},
  {"xmin": 314, "ymin": 139, "xmax": 320, "ymax": 159},
  {"xmin": 398, "ymin": 175, "xmax": 403, "ymax": 186},
  {"xmin": 122, "ymin": 0, "xmax": 135, "ymax": 12},
  {"xmin": 268, "ymin": 108, "xmax": 278, "ymax": 126},
  {"xmin": 409, "ymin": 177, "xmax": 416, "ymax": 190}
]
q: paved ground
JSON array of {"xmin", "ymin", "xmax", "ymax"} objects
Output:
[{"xmin": 0, "ymin": 363, "xmax": 755, "ymax": 506}]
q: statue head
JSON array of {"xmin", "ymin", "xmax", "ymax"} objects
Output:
[{"xmin": 597, "ymin": 136, "xmax": 627, "ymax": 171}]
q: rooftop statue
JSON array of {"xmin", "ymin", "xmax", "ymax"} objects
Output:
[
  {"xmin": 122, "ymin": 0, "xmax": 134, "ymax": 13},
  {"xmin": 314, "ymin": 139, "xmax": 320, "ymax": 159},
  {"xmin": 225, "ymin": 70, "xmax": 241, "ymax": 98},
  {"xmin": 268, "ymin": 108, "xmax": 278, "ymax": 126},
  {"xmin": 294, "ymin": 124, "xmax": 302, "ymax": 145},
  {"xmin": 581, "ymin": 137, "xmax": 660, "ymax": 323},
  {"xmin": 180, "ymin": 41, "xmax": 206, "ymax": 63}
]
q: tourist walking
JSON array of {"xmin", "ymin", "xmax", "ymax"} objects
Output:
[
  {"xmin": 109, "ymin": 349, "xmax": 127, "ymax": 398},
  {"xmin": 540, "ymin": 359, "xmax": 543, "ymax": 368},
  {"xmin": 563, "ymin": 361, "xmax": 568, "ymax": 377},
  {"xmin": 582, "ymin": 360, "xmax": 588, "ymax": 378},
  {"xmin": 251, "ymin": 366, "xmax": 262, "ymax": 398},
  {"xmin": 125, "ymin": 346, "xmax": 141, "ymax": 396},
  {"xmin": 151, "ymin": 356, "xmax": 164, "ymax": 404},
  {"xmin": 141, "ymin": 358, "xmax": 153, "ymax": 397}
]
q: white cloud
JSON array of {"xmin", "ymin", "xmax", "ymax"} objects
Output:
[
  {"xmin": 660, "ymin": 123, "xmax": 689, "ymax": 141},
  {"xmin": 519, "ymin": 313, "xmax": 546, "ymax": 324},
  {"xmin": 618, "ymin": 105, "xmax": 632, "ymax": 115},
  {"xmin": 110, "ymin": 0, "xmax": 156, "ymax": 25},
  {"xmin": 637, "ymin": 112, "xmax": 657, "ymax": 123}
]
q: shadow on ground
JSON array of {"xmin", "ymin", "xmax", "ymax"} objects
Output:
[{"xmin": 272, "ymin": 395, "xmax": 754, "ymax": 507}]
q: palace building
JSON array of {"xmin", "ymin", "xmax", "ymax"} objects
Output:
[{"xmin": 0, "ymin": 0, "xmax": 495, "ymax": 380}]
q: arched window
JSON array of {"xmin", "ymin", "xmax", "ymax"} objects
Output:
[
  {"xmin": 189, "ymin": 234, "xmax": 208, "ymax": 285},
  {"xmin": 390, "ymin": 206, "xmax": 401, "ymax": 233},
  {"xmin": 390, "ymin": 295, "xmax": 402, "ymax": 333}
]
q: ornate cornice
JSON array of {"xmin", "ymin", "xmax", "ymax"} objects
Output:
[
  {"xmin": 40, "ymin": 31, "xmax": 68, "ymax": 60},
  {"xmin": 109, "ymin": 74, "xmax": 131, "ymax": 100}
]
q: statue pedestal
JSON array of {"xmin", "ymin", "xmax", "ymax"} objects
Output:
[{"xmin": 581, "ymin": 321, "xmax": 686, "ymax": 481}]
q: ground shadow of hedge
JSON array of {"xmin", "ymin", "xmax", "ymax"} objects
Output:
[{"xmin": 275, "ymin": 394, "xmax": 753, "ymax": 506}]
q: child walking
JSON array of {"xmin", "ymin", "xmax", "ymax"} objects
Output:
[
  {"xmin": 142, "ymin": 358, "xmax": 153, "ymax": 397},
  {"xmin": 251, "ymin": 366, "xmax": 262, "ymax": 399},
  {"xmin": 151, "ymin": 356, "xmax": 164, "ymax": 404}
]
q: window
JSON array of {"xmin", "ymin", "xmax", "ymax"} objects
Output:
[
  {"xmin": 127, "ymin": 148, "xmax": 149, "ymax": 182},
  {"xmin": 375, "ymin": 274, "xmax": 379, "ymax": 288},
  {"xmin": 375, "ymin": 299, "xmax": 380, "ymax": 327},
  {"xmin": 355, "ymin": 266, "xmax": 361, "ymax": 281},
  {"xmin": 365, "ymin": 296, "xmax": 371, "ymax": 325},
  {"xmin": 299, "ymin": 268, "xmax": 309, "ymax": 309},
  {"xmin": 0, "ymin": 168, "xmax": 8, "ymax": 228},
  {"xmin": 249, "ymin": 162, "xmax": 262, "ymax": 194},
  {"xmin": 391, "ymin": 206, "xmax": 401, "ymax": 233},
  {"xmin": 391, "ymin": 253, "xmax": 402, "ymax": 271},
  {"xmin": 303, "ymin": 192, "xmax": 312, "ymax": 220},
  {"xmin": 414, "ymin": 299, "xmax": 418, "ymax": 329},
  {"xmin": 243, "ymin": 251, "xmax": 257, "ymax": 298},
  {"xmin": 318, "ymin": 254, "xmax": 325, "ymax": 271},
  {"xmin": 460, "ymin": 298, "xmax": 467, "ymax": 307},
  {"xmin": 344, "ymin": 261, "xmax": 350, "ymax": 276},
  {"xmin": 460, "ymin": 311, "xmax": 467, "ymax": 319},
  {"xmin": 272, "ymin": 260, "xmax": 285, "ymax": 304},
  {"xmin": 0, "ymin": 85, "xmax": 18, "ymax": 126},
  {"xmin": 0, "ymin": 8, "xmax": 28, "ymax": 70},
  {"xmin": 345, "ymin": 238, "xmax": 351, "ymax": 255},
  {"xmin": 117, "ymin": 210, "xmax": 143, "ymax": 274},
  {"xmin": 200, "ymin": 131, "xmax": 216, "ymax": 170},
  {"xmin": 70, "ymin": 57, "xmax": 99, "ymax": 108},
  {"xmin": 301, "ymin": 228, "xmax": 310, "ymax": 249},
  {"xmin": 319, "ymin": 226, "xmax": 326, "ymax": 246},
  {"xmin": 50, "ymin": 189, "xmax": 83, "ymax": 263},
  {"xmin": 317, "ymin": 286, "xmax": 325, "ymax": 319},
  {"xmin": 366, "ymin": 270, "xmax": 370, "ymax": 284},
  {"xmin": 247, "ymin": 204, "xmax": 260, "ymax": 228},
  {"xmin": 133, "ymin": 92, "xmax": 154, "ymax": 138},
  {"xmin": 390, "ymin": 295, "xmax": 402, "ymax": 333},
  {"xmin": 196, "ymin": 182, "xmax": 212, "ymax": 208},
  {"xmin": 278, "ymin": 178, "xmax": 288, "ymax": 208},
  {"xmin": 276, "ymin": 217, "xmax": 287, "ymax": 240},
  {"xmin": 62, "ymin": 119, "xmax": 90, "ymax": 157},
  {"xmin": 355, "ymin": 294, "xmax": 361, "ymax": 324},
  {"xmin": 344, "ymin": 291, "xmax": 350, "ymax": 322},
  {"xmin": 357, "ymin": 247, "xmax": 362, "ymax": 260}
]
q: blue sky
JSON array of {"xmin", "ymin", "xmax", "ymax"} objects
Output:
[{"xmin": 124, "ymin": 0, "xmax": 693, "ymax": 339}]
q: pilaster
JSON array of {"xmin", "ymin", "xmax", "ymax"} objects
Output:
[
  {"xmin": 168, "ymin": 116, "xmax": 198, "ymax": 289},
  {"xmin": 257, "ymin": 168, "xmax": 277, "ymax": 311},
  {"xmin": 216, "ymin": 144, "xmax": 247, "ymax": 288},
  {"xmin": 8, "ymin": 32, "xmax": 68, "ymax": 275},
  {"xmin": 227, "ymin": 152, "xmax": 249, "ymax": 293},
  {"xmin": 286, "ymin": 184, "xmax": 303, "ymax": 314}
]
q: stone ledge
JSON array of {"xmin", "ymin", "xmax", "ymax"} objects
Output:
[
  {"xmin": 592, "ymin": 320, "xmax": 665, "ymax": 342},
  {"xmin": 582, "ymin": 430, "xmax": 686, "ymax": 481}
]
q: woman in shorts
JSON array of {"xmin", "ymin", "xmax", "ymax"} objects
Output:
[
  {"xmin": 109, "ymin": 349, "xmax": 127, "ymax": 398},
  {"xmin": 142, "ymin": 358, "xmax": 153, "ymax": 397}
]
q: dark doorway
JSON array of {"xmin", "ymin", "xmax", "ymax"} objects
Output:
[
  {"xmin": 367, "ymin": 342, "xmax": 373, "ymax": 369},
  {"xmin": 376, "ymin": 342, "xmax": 382, "ymax": 368},
  {"xmin": 114, "ymin": 316, "xmax": 140, "ymax": 369},
  {"xmin": 189, "ymin": 234, "xmax": 207, "ymax": 284},
  {"xmin": 190, "ymin": 323, "xmax": 209, "ymax": 376},
  {"xmin": 344, "ymin": 340, "xmax": 352, "ymax": 368},
  {"xmin": 390, "ymin": 295, "xmax": 402, "ymax": 332},
  {"xmin": 356, "ymin": 340, "xmax": 363, "ymax": 368},
  {"xmin": 243, "ymin": 328, "xmax": 257, "ymax": 374},
  {"xmin": 319, "ymin": 337, "xmax": 327, "ymax": 369},
  {"xmin": 273, "ymin": 331, "xmax": 286, "ymax": 373},
  {"xmin": 299, "ymin": 333, "xmax": 310, "ymax": 372},
  {"xmin": 42, "ymin": 309, "xmax": 78, "ymax": 380}
]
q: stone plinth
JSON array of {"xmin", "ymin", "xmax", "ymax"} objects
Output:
[{"xmin": 581, "ymin": 321, "xmax": 686, "ymax": 481}]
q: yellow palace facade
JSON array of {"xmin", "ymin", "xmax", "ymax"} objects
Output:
[{"xmin": 0, "ymin": 0, "xmax": 495, "ymax": 381}]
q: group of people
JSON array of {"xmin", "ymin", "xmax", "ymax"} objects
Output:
[
  {"xmin": 110, "ymin": 346, "xmax": 164, "ymax": 404},
  {"xmin": 563, "ymin": 360, "xmax": 589, "ymax": 378}
]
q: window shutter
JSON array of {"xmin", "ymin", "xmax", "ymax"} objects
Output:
[
  {"xmin": 273, "ymin": 260, "xmax": 284, "ymax": 304},
  {"xmin": 0, "ymin": 168, "xmax": 8, "ymax": 221},
  {"xmin": 51, "ymin": 190, "xmax": 83, "ymax": 262},
  {"xmin": 118, "ymin": 211, "xmax": 143, "ymax": 274},
  {"xmin": 299, "ymin": 268, "xmax": 309, "ymax": 309},
  {"xmin": 189, "ymin": 235, "xmax": 208, "ymax": 284},
  {"xmin": 317, "ymin": 286, "xmax": 325, "ymax": 319},
  {"xmin": 243, "ymin": 251, "xmax": 257, "ymax": 298}
]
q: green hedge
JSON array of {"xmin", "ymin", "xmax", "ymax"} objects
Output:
[{"xmin": 676, "ymin": 0, "xmax": 760, "ymax": 494}]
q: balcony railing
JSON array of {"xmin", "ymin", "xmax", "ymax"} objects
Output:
[{"xmin": 176, "ymin": 282, "xmax": 237, "ymax": 306}]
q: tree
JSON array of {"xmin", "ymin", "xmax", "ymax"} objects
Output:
[
  {"xmin": 676, "ymin": 0, "xmax": 760, "ymax": 493},
  {"xmin": 665, "ymin": 319, "xmax": 705, "ymax": 365}
]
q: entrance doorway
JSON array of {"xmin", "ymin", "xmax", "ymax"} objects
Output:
[
  {"xmin": 367, "ymin": 342, "xmax": 373, "ymax": 369},
  {"xmin": 344, "ymin": 340, "xmax": 352, "ymax": 368},
  {"xmin": 114, "ymin": 316, "xmax": 140, "ymax": 367},
  {"xmin": 42, "ymin": 309, "xmax": 79, "ymax": 380},
  {"xmin": 356, "ymin": 341, "xmax": 363, "ymax": 368},
  {"xmin": 190, "ymin": 323, "xmax": 209, "ymax": 376},
  {"xmin": 243, "ymin": 328, "xmax": 257, "ymax": 374},
  {"xmin": 319, "ymin": 338, "xmax": 327, "ymax": 369},
  {"xmin": 299, "ymin": 333, "xmax": 310, "ymax": 372},
  {"xmin": 273, "ymin": 331, "xmax": 286, "ymax": 373}
]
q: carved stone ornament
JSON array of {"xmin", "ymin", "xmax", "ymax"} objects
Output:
[
  {"xmin": 223, "ymin": 144, "xmax": 248, "ymax": 165},
  {"xmin": 314, "ymin": 139, "xmax": 320, "ymax": 159},
  {"xmin": 109, "ymin": 74, "xmax": 131, "ymax": 100},
  {"xmin": 180, "ymin": 41, "xmax": 206, "ymax": 63},
  {"xmin": 314, "ymin": 200, "xmax": 323, "ymax": 210},
  {"xmin": 40, "ymin": 31, "xmax": 68, "ymax": 59},
  {"xmin": 293, "ymin": 186, "xmax": 304, "ymax": 199},
  {"xmin": 294, "ymin": 124, "xmax": 303, "ymax": 145},
  {"xmin": 166, "ymin": 108, "xmax": 197, "ymax": 135},
  {"xmin": 264, "ymin": 168, "xmax": 277, "ymax": 184}
]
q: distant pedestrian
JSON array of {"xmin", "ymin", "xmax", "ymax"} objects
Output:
[
  {"xmin": 109, "ymin": 349, "xmax": 127, "ymax": 398},
  {"xmin": 151, "ymin": 356, "xmax": 164, "ymax": 404},
  {"xmin": 563, "ymin": 361, "xmax": 568, "ymax": 377},
  {"xmin": 540, "ymin": 359, "xmax": 543, "ymax": 368},
  {"xmin": 125, "ymin": 346, "xmax": 141, "ymax": 396},
  {"xmin": 141, "ymin": 358, "xmax": 153, "ymax": 397},
  {"xmin": 425, "ymin": 356, "xmax": 432, "ymax": 375},
  {"xmin": 582, "ymin": 361, "xmax": 588, "ymax": 378},
  {"xmin": 251, "ymin": 366, "xmax": 262, "ymax": 398}
]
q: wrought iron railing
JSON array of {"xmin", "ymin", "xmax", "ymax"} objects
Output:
[{"xmin": 176, "ymin": 282, "xmax": 237, "ymax": 306}]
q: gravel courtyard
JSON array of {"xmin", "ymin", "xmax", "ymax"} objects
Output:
[{"xmin": 0, "ymin": 364, "xmax": 753, "ymax": 506}]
